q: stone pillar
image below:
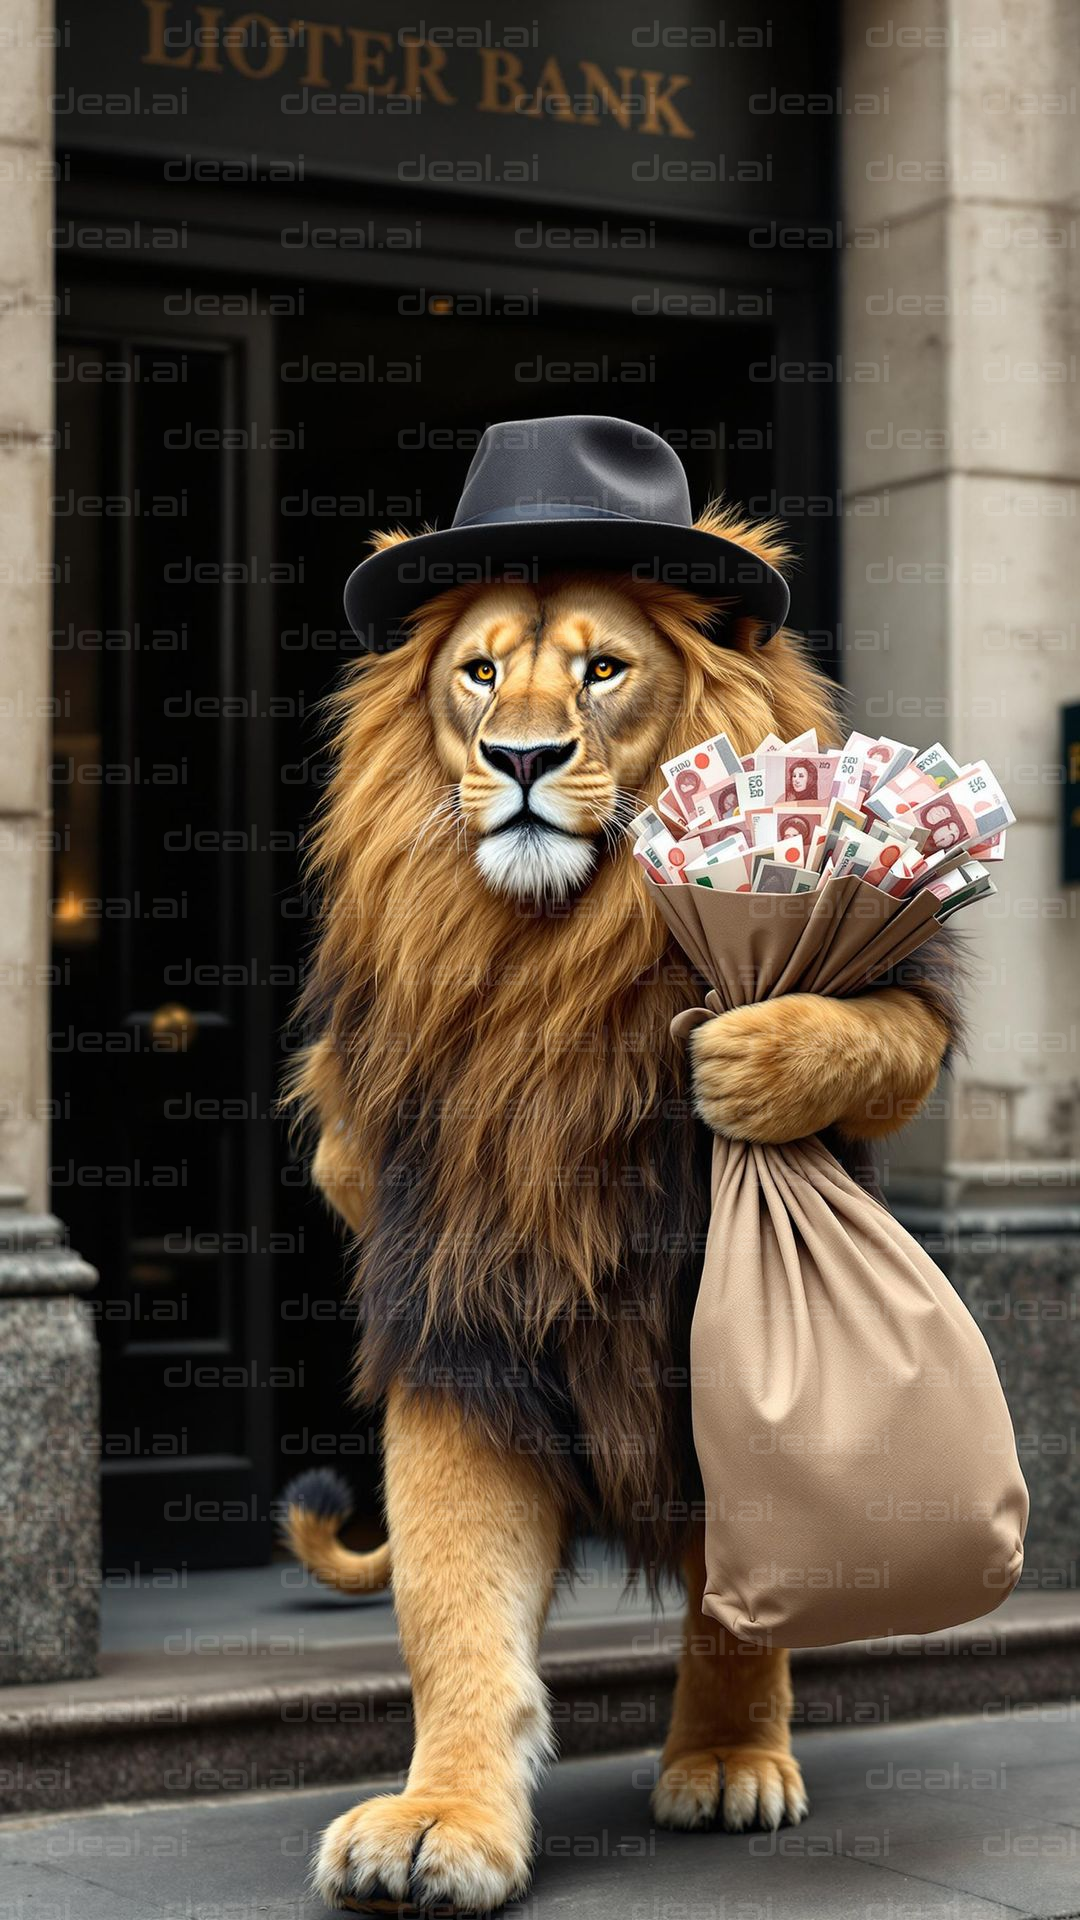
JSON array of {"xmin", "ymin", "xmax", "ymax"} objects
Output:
[
  {"xmin": 0, "ymin": 1192, "xmax": 99, "ymax": 1682},
  {"xmin": 0, "ymin": 3, "xmax": 101, "ymax": 1678},
  {"xmin": 0, "ymin": 0, "xmax": 51, "ymax": 1205},
  {"xmin": 841, "ymin": 0, "xmax": 1080, "ymax": 1580}
]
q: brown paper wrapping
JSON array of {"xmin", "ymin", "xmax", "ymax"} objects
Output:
[{"xmin": 649, "ymin": 874, "xmax": 1028, "ymax": 1648}]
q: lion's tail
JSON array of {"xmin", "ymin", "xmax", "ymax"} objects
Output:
[{"xmin": 280, "ymin": 1468, "xmax": 392, "ymax": 1594}]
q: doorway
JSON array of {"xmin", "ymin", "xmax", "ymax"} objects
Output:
[{"xmin": 51, "ymin": 271, "xmax": 814, "ymax": 1568}]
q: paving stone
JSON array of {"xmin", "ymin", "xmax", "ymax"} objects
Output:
[{"xmin": 0, "ymin": 1712, "xmax": 1072, "ymax": 1920}]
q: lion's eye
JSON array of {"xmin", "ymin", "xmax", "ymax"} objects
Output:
[
  {"xmin": 585, "ymin": 656, "xmax": 627, "ymax": 685},
  {"xmin": 463, "ymin": 659, "xmax": 496, "ymax": 686}
]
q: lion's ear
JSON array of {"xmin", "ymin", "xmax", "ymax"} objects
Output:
[
  {"xmin": 693, "ymin": 500, "xmax": 795, "ymax": 578},
  {"xmin": 367, "ymin": 527, "xmax": 417, "ymax": 554},
  {"xmin": 690, "ymin": 503, "xmax": 795, "ymax": 654}
]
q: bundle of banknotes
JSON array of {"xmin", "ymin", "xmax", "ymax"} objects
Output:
[{"xmin": 632, "ymin": 727, "xmax": 1013, "ymax": 920}]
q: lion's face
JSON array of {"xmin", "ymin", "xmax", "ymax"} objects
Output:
[{"xmin": 426, "ymin": 581, "xmax": 685, "ymax": 900}]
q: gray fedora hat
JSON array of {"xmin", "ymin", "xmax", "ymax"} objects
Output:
[{"xmin": 343, "ymin": 413, "xmax": 790, "ymax": 652}]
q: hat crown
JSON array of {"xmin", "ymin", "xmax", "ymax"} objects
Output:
[
  {"xmin": 452, "ymin": 414, "xmax": 692, "ymax": 530},
  {"xmin": 343, "ymin": 411, "xmax": 790, "ymax": 651}
]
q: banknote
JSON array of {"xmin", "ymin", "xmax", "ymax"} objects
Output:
[
  {"xmin": 870, "ymin": 747, "xmax": 988, "ymax": 824},
  {"xmin": 748, "ymin": 730, "xmax": 788, "ymax": 760},
  {"xmin": 751, "ymin": 860, "xmax": 819, "ymax": 894},
  {"xmin": 969, "ymin": 828, "xmax": 1007, "ymax": 862},
  {"xmin": 878, "ymin": 844, "xmax": 935, "ymax": 895},
  {"xmin": 679, "ymin": 826, "xmax": 750, "ymax": 863},
  {"xmin": 830, "ymin": 748, "xmax": 870, "ymax": 803},
  {"xmin": 859, "ymin": 835, "xmax": 925, "ymax": 890},
  {"xmin": 686, "ymin": 845, "xmax": 756, "ymax": 891},
  {"xmin": 830, "ymin": 825, "xmax": 909, "ymax": 882},
  {"xmin": 908, "ymin": 762, "xmax": 1015, "ymax": 855},
  {"xmin": 736, "ymin": 752, "xmax": 840, "ymax": 811},
  {"xmin": 913, "ymin": 842, "xmax": 976, "ymax": 885},
  {"xmin": 656, "ymin": 787, "xmax": 687, "ymax": 828},
  {"xmin": 909, "ymin": 741, "xmax": 963, "ymax": 787},
  {"xmin": 865, "ymin": 813, "xmax": 919, "ymax": 844},
  {"xmin": 926, "ymin": 859, "xmax": 995, "ymax": 918},
  {"xmin": 661, "ymin": 734, "xmax": 742, "ymax": 818},
  {"xmin": 821, "ymin": 797, "xmax": 867, "ymax": 863},
  {"xmin": 829, "ymin": 832, "xmax": 875, "ymax": 880},
  {"xmin": 836, "ymin": 729, "xmax": 878, "ymax": 763},
  {"xmin": 743, "ymin": 729, "xmax": 820, "ymax": 773},
  {"xmin": 831, "ymin": 732, "xmax": 910, "ymax": 798},
  {"xmin": 633, "ymin": 825, "xmax": 702, "ymax": 883},
  {"xmin": 750, "ymin": 808, "xmax": 828, "ymax": 870},
  {"xmin": 860, "ymin": 736, "xmax": 914, "ymax": 792},
  {"xmin": 865, "ymin": 780, "xmax": 937, "ymax": 826},
  {"xmin": 628, "ymin": 805, "xmax": 668, "ymax": 844},
  {"xmin": 866, "ymin": 745, "xmax": 963, "ymax": 824},
  {"xmin": 632, "ymin": 830, "xmax": 680, "ymax": 883},
  {"xmin": 936, "ymin": 883, "xmax": 995, "ymax": 921},
  {"xmin": 684, "ymin": 774, "xmax": 742, "ymax": 830},
  {"xmin": 925, "ymin": 858, "xmax": 989, "ymax": 901},
  {"xmin": 864, "ymin": 740, "xmax": 917, "ymax": 795},
  {"xmin": 750, "ymin": 839, "xmax": 819, "ymax": 885},
  {"xmin": 633, "ymin": 847, "xmax": 673, "ymax": 884}
]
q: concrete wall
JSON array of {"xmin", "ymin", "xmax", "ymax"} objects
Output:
[
  {"xmin": 0, "ymin": 0, "xmax": 52, "ymax": 1208},
  {"xmin": 841, "ymin": 0, "xmax": 1080, "ymax": 1210},
  {"xmin": 840, "ymin": 0, "xmax": 1080, "ymax": 1583}
]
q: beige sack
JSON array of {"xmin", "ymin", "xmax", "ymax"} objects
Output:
[{"xmin": 650, "ymin": 875, "xmax": 1028, "ymax": 1648}]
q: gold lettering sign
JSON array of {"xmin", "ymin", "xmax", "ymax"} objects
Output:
[{"xmin": 141, "ymin": 1, "xmax": 695, "ymax": 137}]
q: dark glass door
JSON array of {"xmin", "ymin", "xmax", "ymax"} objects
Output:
[{"xmin": 51, "ymin": 286, "xmax": 276, "ymax": 1568}]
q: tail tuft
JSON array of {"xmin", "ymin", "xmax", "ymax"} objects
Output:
[
  {"xmin": 280, "ymin": 1467, "xmax": 354, "ymax": 1525},
  {"xmin": 279, "ymin": 1469, "xmax": 391, "ymax": 1596}
]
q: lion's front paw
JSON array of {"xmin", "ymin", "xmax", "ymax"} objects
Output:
[
  {"xmin": 312, "ymin": 1789, "xmax": 533, "ymax": 1914},
  {"xmin": 689, "ymin": 996, "xmax": 855, "ymax": 1144},
  {"xmin": 652, "ymin": 1746, "xmax": 808, "ymax": 1832}
]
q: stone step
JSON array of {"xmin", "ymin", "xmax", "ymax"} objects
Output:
[{"xmin": 1, "ymin": 1581, "xmax": 1077, "ymax": 1816}]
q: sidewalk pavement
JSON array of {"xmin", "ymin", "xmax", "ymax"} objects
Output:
[
  {"xmin": 3, "ymin": 1555, "xmax": 1079, "ymax": 1817},
  {"xmin": 1, "ymin": 1705, "xmax": 1077, "ymax": 1919}
]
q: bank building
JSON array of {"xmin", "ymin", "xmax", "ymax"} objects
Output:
[{"xmin": 1, "ymin": 1, "xmax": 1078, "ymax": 1720}]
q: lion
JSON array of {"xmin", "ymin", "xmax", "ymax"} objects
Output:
[{"xmin": 283, "ymin": 509, "xmax": 958, "ymax": 1915}]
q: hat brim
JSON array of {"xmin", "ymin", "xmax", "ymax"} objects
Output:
[{"xmin": 343, "ymin": 518, "xmax": 790, "ymax": 652}]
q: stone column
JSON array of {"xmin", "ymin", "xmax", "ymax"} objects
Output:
[
  {"xmin": 0, "ymin": 0, "xmax": 51, "ymax": 1206},
  {"xmin": 0, "ymin": 1191, "xmax": 99, "ymax": 1682},
  {"xmin": 841, "ymin": 0, "xmax": 1080, "ymax": 1579},
  {"xmin": 0, "ymin": 2, "xmax": 101, "ymax": 1678}
]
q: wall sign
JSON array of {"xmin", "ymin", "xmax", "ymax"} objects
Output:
[{"xmin": 55, "ymin": 0, "xmax": 835, "ymax": 221}]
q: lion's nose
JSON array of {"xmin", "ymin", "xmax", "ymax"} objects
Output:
[{"xmin": 479, "ymin": 739, "xmax": 577, "ymax": 789}]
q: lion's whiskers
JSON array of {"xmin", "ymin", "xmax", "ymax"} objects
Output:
[
  {"xmin": 584, "ymin": 785, "xmax": 643, "ymax": 863},
  {"xmin": 406, "ymin": 788, "xmax": 462, "ymax": 865}
]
